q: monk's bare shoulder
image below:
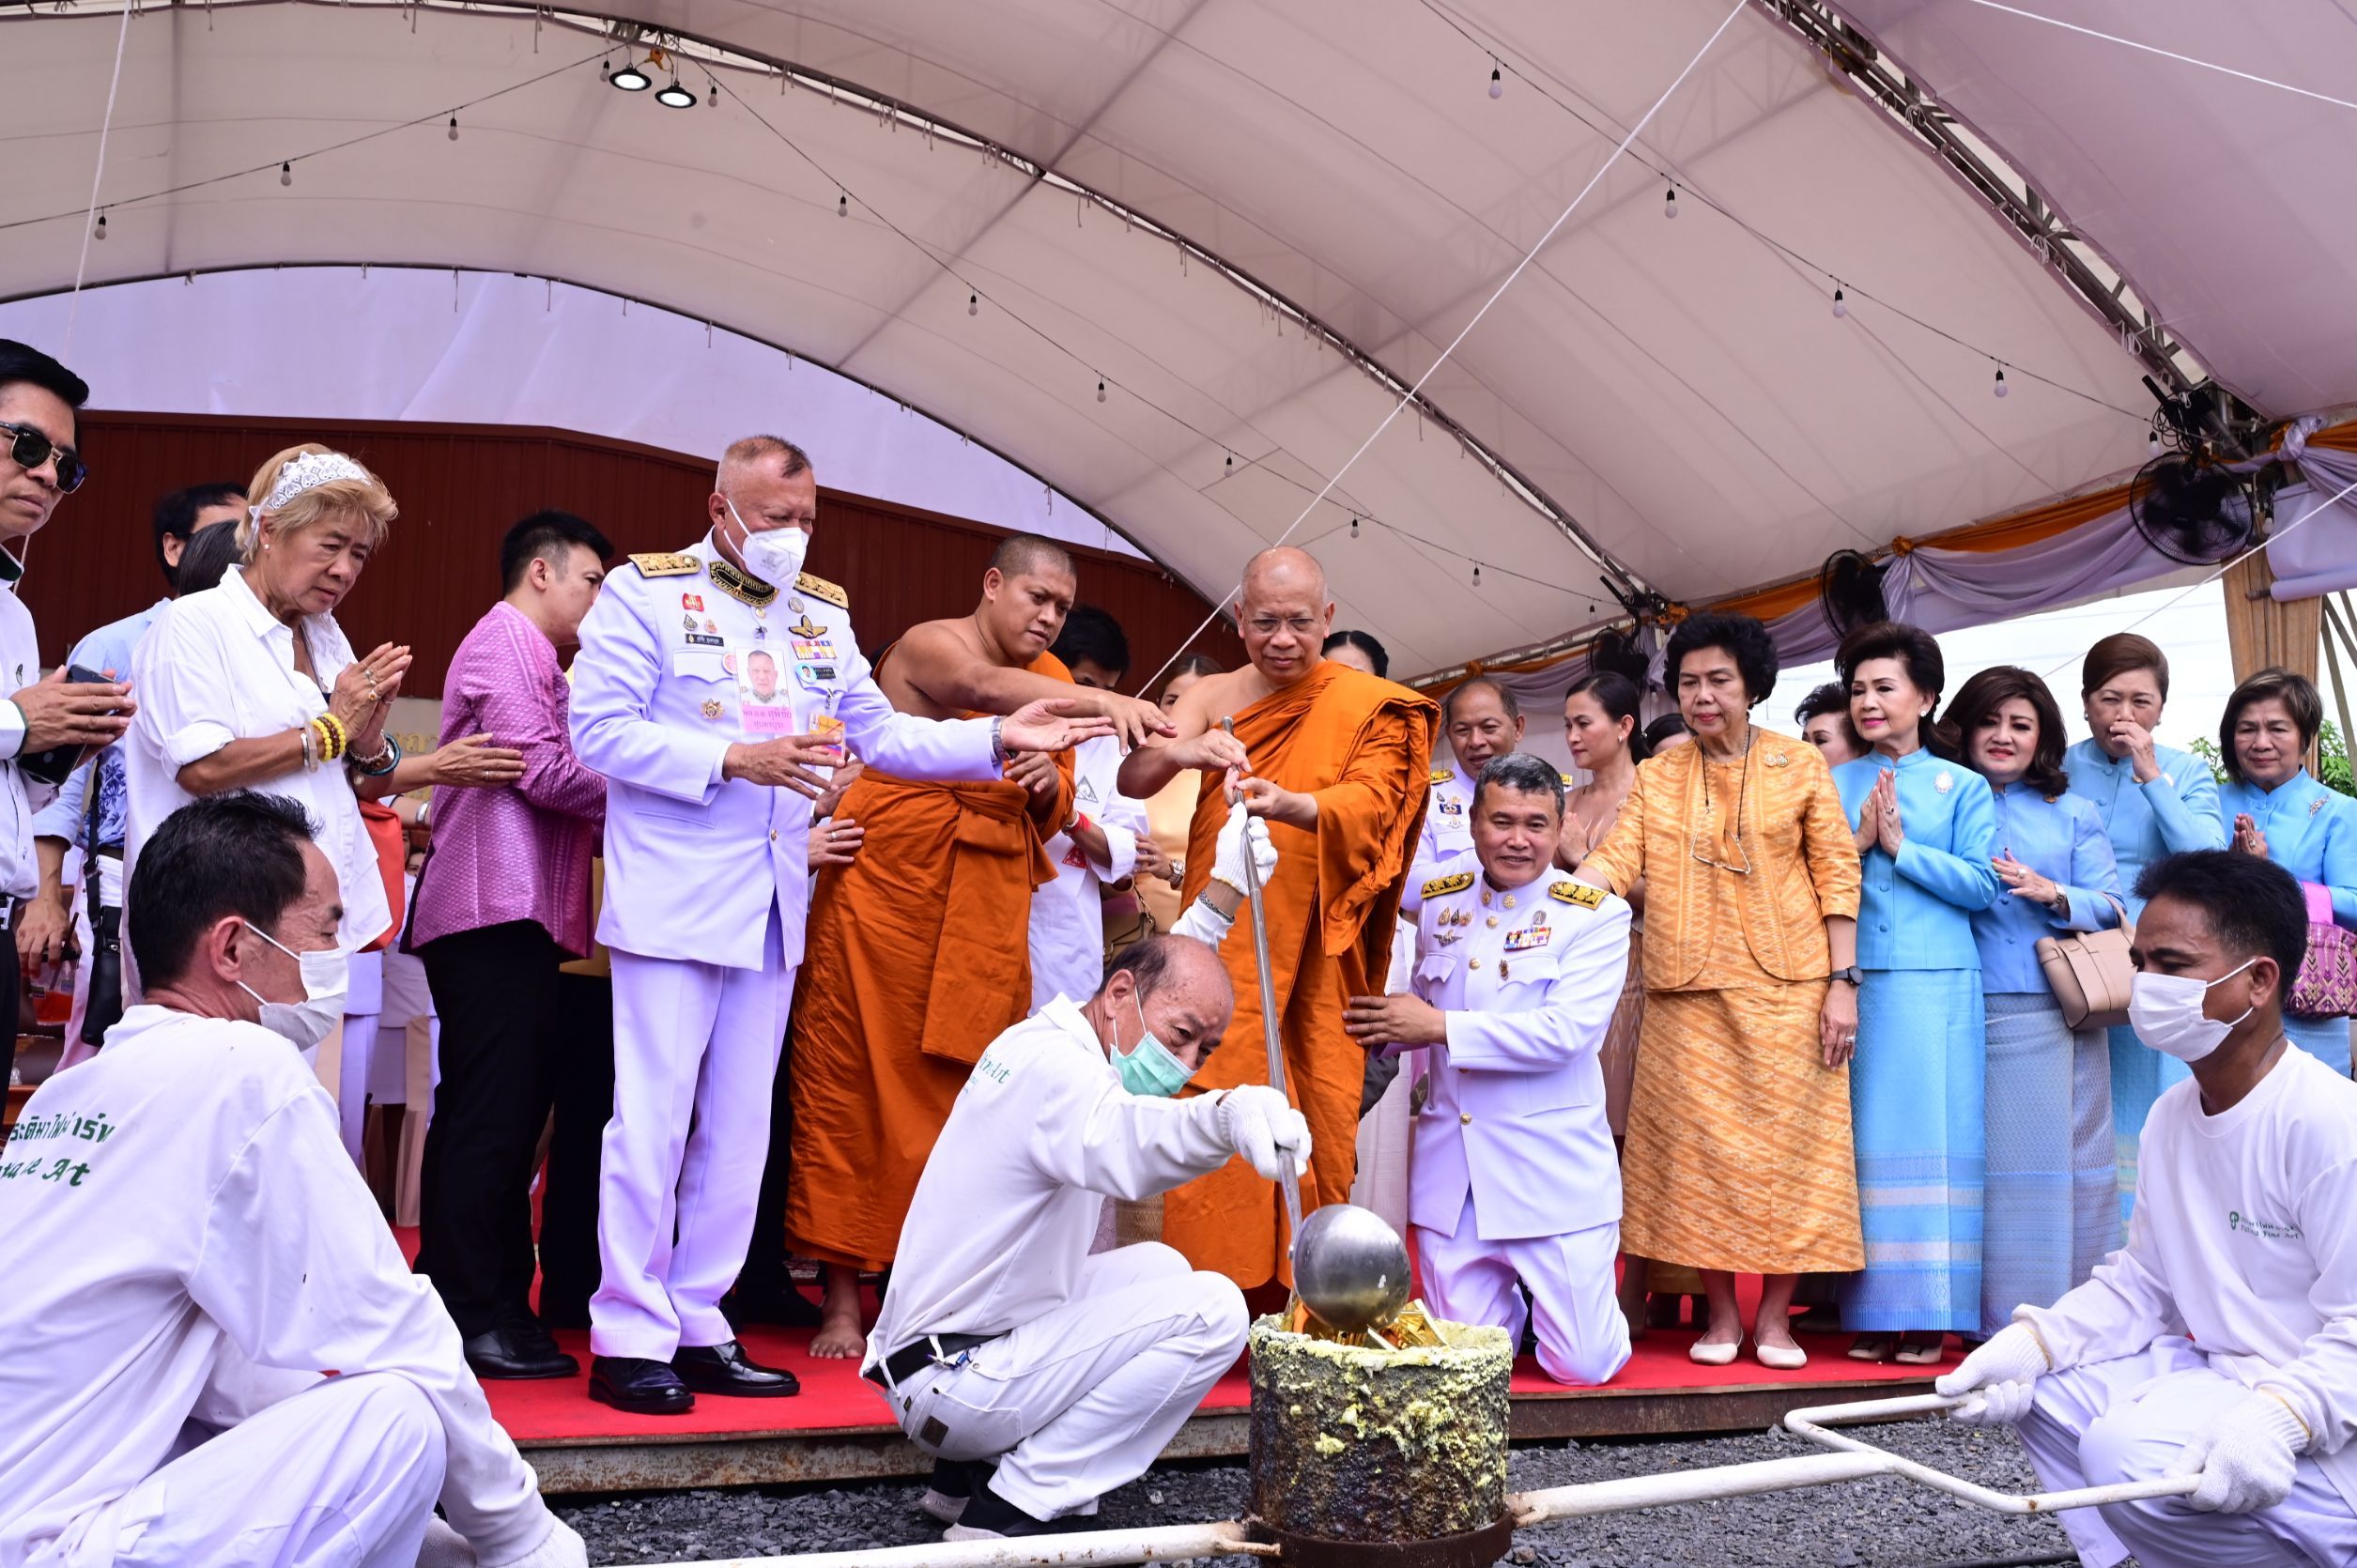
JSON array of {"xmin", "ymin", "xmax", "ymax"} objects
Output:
[{"xmin": 879, "ymin": 618, "xmax": 978, "ymax": 719}]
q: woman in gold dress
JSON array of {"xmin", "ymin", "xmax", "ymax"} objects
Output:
[{"xmin": 1579, "ymin": 613, "xmax": 1864, "ymax": 1370}]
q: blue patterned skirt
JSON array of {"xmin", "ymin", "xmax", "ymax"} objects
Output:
[
  {"xmin": 1841, "ymin": 967, "xmax": 1984, "ymax": 1334},
  {"xmin": 1981, "ymin": 992, "xmax": 2118, "ymax": 1336},
  {"xmin": 2106, "ymin": 1023, "xmax": 2187, "ymax": 1226}
]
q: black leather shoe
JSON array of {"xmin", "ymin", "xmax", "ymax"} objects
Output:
[
  {"xmin": 463, "ymin": 1326, "xmax": 579, "ymax": 1381},
  {"xmin": 673, "ymin": 1339, "xmax": 802, "ymax": 1397},
  {"xmin": 722, "ymin": 1282, "xmax": 825, "ymax": 1330},
  {"xmin": 497, "ymin": 1307, "xmax": 565, "ymax": 1359},
  {"xmin": 589, "ymin": 1355, "xmax": 695, "ymax": 1415}
]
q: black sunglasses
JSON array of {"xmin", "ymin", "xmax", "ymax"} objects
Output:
[{"xmin": 0, "ymin": 422, "xmax": 86, "ymax": 494}]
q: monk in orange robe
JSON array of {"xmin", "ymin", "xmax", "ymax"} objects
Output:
[
  {"xmin": 1118, "ymin": 546, "xmax": 1438, "ymax": 1287},
  {"xmin": 788, "ymin": 535, "xmax": 1170, "ymax": 1355}
]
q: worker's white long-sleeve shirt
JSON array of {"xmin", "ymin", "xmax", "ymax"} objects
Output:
[
  {"xmin": 0, "ymin": 1007, "xmax": 549, "ymax": 1566},
  {"xmin": 1029, "ymin": 735, "xmax": 1149, "ymax": 1011},
  {"xmin": 864, "ymin": 995, "xmax": 1235, "ymax": 1369},
  {"xmin": 2020, "ymin": 1043, "xmax": 2357, "ymax": 1514}
]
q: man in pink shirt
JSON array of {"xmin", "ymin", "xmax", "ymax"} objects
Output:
[{"xmin": 409, "ymin": 510, "xmax": 612, "ymax": 1380}]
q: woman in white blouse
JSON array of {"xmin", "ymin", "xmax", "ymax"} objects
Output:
[{"xmin": 128, "ymin": 444, "xmax": 511, "ymax": 955}]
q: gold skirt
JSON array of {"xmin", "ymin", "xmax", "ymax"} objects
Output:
[{"xmin": 1620, "ymin": 983, "xmax": 1864, "ymax": 1275}]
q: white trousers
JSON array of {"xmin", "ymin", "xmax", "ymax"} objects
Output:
[
  {"xmin": 1415, "ymin": 1192, "xmax": 1631, "ymax": 1386},
  {"xmin": 43, "ymin": 1373, "xmax": 445, "ymax": 1568},
  {"xmin": 2018, "ymin": 1338, "xmax": 2357, "ymax": 1568},
  {"xmin": 889, "ymin": 1242, "xmax": 1247, "ymax": 1519},
  {"xmin": 591, "ymin": 915, "xmax": 794, "ymax": 1360}
]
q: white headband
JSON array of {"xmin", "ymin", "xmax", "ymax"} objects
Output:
[{"xmin": 252, "ymin": 451, "xmax": 372, "ymax": 518}]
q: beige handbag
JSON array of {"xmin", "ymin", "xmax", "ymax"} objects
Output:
[{"xmin": 2035, "ymin": 895, "xmax": 2134, "ymax": 1031}]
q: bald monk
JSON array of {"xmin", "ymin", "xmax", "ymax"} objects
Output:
[
  {"xmin": 790, "ymin": 536, "xmax": 1169, "ymax": 1355},
  {"xmin": 1117, "ymin": 547, "xmax": 1439, "ymax": 1286}
]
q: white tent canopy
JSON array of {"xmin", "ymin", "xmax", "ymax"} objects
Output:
[{"xmin": 4, "ymin": 0, "xmax": 2338, "ymax": 677}]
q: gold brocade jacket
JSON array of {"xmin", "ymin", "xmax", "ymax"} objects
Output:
[{"xmin": 1580, "ymin": 730, "xmax": 1860, "ymax": 992}]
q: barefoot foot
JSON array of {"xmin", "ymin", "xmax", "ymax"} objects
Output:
[{"xmin": 809, "ymin": 1268, "xmax": 868, "ymax": 1359}]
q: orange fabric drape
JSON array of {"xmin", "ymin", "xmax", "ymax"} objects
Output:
[
  {"xmin": 1163, "ymin": 665, "xmax": 1438, "ymax": 1288},
  {"xmin": 784, "ymin": 651, "xmax": 1075, "ymax": 1271}
]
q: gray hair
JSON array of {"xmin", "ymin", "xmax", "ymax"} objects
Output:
[
  {"xmin": 717, "ymin": 434, "xmax": 811, "ymax": 489},
  {"xmin": 1472, "ymin": 751, "xmax": 1565, "ymax": 818}
]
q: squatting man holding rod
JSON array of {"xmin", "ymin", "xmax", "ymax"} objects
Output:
[
  {"xmin": 0, "ymin": 792, "xmax": 584, "ymax": 1568},
  {"xmin": 865, "ymin": 808, "xmax": 1307, "ymax": 1543},
  {"xmin": 1938, "ymin": 850, "xmax": 2357, "ymax": 1567}
]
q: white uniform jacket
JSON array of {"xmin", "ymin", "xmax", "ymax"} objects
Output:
[
  {"xmin": 864, "ymin": 995, "xmax": 1237, "ymax": 1369},
  {"xmin": 1401, "ymin": 764, "xmax": 1475, "ymax": 917},
  {"xmin": 570, "ymin": 535, "xmax": 998, "ymax": 971},
  {"xmin": 1400, "ymin": 864, "xmax": 1631, "ymax": 1242}
]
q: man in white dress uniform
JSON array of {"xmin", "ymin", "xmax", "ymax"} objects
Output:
[
  {"xmin": 1940, "ymin": 849, "xmax": 2357, "ymax": 1568},
  {"xmin": 0, "ymin": 792, "xmax": 582, "ymax": 1568},
  {"xmin": 568, "ymin": 434, "xmax": 1108, "ymax": 1415},
  {"xmin": 1029, "ymin": 605, "xmax": 1150, "ymax": 1011},
  {"xmin": 1402, "ymin": 675, "xmax": 1527, "ymax": 915},
  {"xmin": 1347, "ymin": 751, "xmax": 1635, "ymax": 1387}
]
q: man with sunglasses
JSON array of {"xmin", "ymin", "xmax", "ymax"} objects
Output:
[{"xmin": 0, "ymin": 341, "xmax": 137, "ymax": 1088}]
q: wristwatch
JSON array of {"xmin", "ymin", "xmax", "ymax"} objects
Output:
[{"xmin": 1829, "ymin": 965, "xmax": 1865, "ymax": 987}]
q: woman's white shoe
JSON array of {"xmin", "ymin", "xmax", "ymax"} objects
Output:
[
  {"xmin": 1687, "ymin": 1336, "xmax": 1740, "ymax": 1367},
  {"xmin": 1754, "ymin": 1341, "xmax": 1809, "ymax": 1371}
]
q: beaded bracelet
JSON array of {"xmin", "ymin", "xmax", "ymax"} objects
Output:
[
  {"xmin": 317, "ymin": 713, "xmax": 348, "ymax": 761},
  {"xmin": 309, "ymin": 717, "xmax": 340, "ymax": 763},
  {"xmin": 350, "ymin": 732, "xmax": 403, "ymax": 778}
]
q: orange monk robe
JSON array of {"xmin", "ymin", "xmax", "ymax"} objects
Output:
[
  {"xmin": 1168, "ymin": 663, "xmax": 1438, "ymax": 1288},
  {"xmin": 784, "ymin": 651, "xmax": 1077, "ymax": 1271}
]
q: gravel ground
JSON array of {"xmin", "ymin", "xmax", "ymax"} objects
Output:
[{"xmin": 557, "ymin": 1421, "xmax": 2085, "ymax": 1567}]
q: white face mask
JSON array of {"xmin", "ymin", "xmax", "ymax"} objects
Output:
[
  {"xmin": 2128, "ymin": 958, "xmax": 2257, "ymax": 1064},
  {"xmin": 236, "ymin": 921, "xmax": 350, "ymax": 1050},
  {"xmin": 726, "ymin": 498, "xmax": 809, "ymax": 587}
]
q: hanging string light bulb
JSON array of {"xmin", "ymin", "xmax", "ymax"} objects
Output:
[
  {"xmin": 968, "ymin": 293, "xmax": 978, "ymax": 316},
  {"xmin": 93, "ymin": 212, "xmax": 106, "ymax": 240},
  {"xmin": 280, "ymin": 161, "xmax": 293, "ymax": 187},
  {"xmin": 1096, "ymin": 380, "xmax": 1107, "ymax": 403},
  {"xmin": 1663, "ymin": 186, "xmax": 1678, "ymax": 218},
  {"xmin": 1472, "ymin": 563, "xmax": 1484, "ymax": 588},
  {"xmin": 447, "ymin": 115, "xmax": 459, "ymax": 141},
  {"xmin": 1349, "ymin": 517, "xmax": 1359, "ymax": 538},
  {"xmin": 838, "ymin": 192, "xmax": 848, "ymax": 217},
  {"xmin": 1993, "ymin": 366, "xmax": 2009, "ymax": 398},
  {"xmin": 708, "ymin": 78, "xmax": 718, "ymax": 108},
  {"xmin": 1831, "ymin": 286, "xmax": 1846, "ymax": 318},
  {"xmin": 1489, "ymin": 62, "xmax": 1502, "ymax": 99}
]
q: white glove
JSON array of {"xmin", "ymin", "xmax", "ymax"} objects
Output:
[
  {"xmin": 1220, "ymin": 1084, "xmax": 1311, "ymax": 1181},
  {"xmin": 2166, "ymin": 1391, "xmax": 2307, "ymax": 1514},
  {"xmin": 416, "ymin": 1517, "xmax": 476, "ymax": 1568},
  {"xmin": 483, "ymin": 1517, "xmax": 588, "ymax": 1568},
  {"xmin": 1933, "ymin": 1323, "xmax": 2049, "ymax": 1427},
  {"xmin": 1209, "ymin": 803, "xmax": 1277, "ymax": 896}
]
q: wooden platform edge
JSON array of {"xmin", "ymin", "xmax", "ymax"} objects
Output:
[{"xmin": 517, "ymin": 1379, "xmax": 1933, "ymax": 1496}]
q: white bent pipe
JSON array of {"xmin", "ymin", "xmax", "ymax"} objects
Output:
[{"xmin": 648, "ymin": 1391, "xmax": 2201, "ymax": 1568}]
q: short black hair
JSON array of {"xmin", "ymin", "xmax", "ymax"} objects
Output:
[
  {"xmin": 2221, "ymin": 667, "xmax": 2325, "ymax": 782},
  {"xmin": 1795, "ymin": 681, "xmax": 1850, "ymax": 728},
  {"xmin": 1641, "ymin": 712, "xmax": 1688, "ymax": 750},
  {"xmin": 0, "ymin": 340, "xmax": 90, "ymax": 412},
  {"xmin": 1664, "ymin": 612, "xmax": 1779, "ymax": 708},
  {"xmin": 1566, "ymin": 670, "xmax": 1651, "ymax": 762},
  {"xmin": 128, "ymin": 792, "xmax": 317, "ymax": 990},
  {"xmin": 988, "ymin": 533, "xmax": 1074, "ymax": 580},
  {"xmin": 2135, "ymin": 850, "xmax": 2307, "ymax": 994},
  {"xmin": 1444, "ymin": 674, "xmax": 1520, "ymax": 726},
  {"xmin": 1949, "ymin": 665, "xmax": 2071, "ymax": 799},
  {"xmin": 1323, "ymin": 629, "xmax": 1389, "ymax": 679},
  {"xmin": 152, "ymin": 483, "xmax": 244, "ymax": 591},
  {"xmin": 1472, "ymin": 752, "xmax": 1564, "ymax": 819},
  {"xmin": 174, "ymin": 519, "xmax": 244, "ymax": 596},
  {"xmin": 1052, "ymin": 604, "xmax": 1130, "ymax": 678},
  {"xmin": 500, "ymin": 509, "xmax": 612, "ymax": 594}
]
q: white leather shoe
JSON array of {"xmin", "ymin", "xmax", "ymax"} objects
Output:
[
  {"xmin": 1688, "ymin": 1337, "xmax": 1739, "ymax": 1367},
  {"xmin": 1755, "ymin": 1341, "xmax": 1809, "ymax": 1371}
]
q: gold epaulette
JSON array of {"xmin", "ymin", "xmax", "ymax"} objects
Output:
[
  {"xmin": 1421, "ymin": 870, "xmax": 1475, "ymax": 899},
  {"xmin": 628, "ymin": 551, "xmax": 701, "ymax": 578},
  {"xmin": 1428, "ymin": 767, "xmax": 1454, "ymax": 785},
  {"xmin": 794, "ymin": 570, "xmax": 849, "ymax": 608},
  {"xmin": 1549, "ymin": 880, "xmax": 1606, "ymax": 910}
]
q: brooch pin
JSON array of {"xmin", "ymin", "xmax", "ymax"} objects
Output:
[{"xmin": 1933, "ymin": 771, "xmax": 1954, "ymax": 794}]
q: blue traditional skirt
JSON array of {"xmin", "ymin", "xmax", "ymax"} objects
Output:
[
  {"xmin": 1841, "ymin": 967, "xmax": 1985, "ymax": 1335},
  {"xmin": 1981, "ymin": 992, "xmax": 2118, "ymax": 1337},
  {"xmin": 2106, "ymin": 1023, "xmax": 2187, "ymax": 1225},
  {"xmin": 2284, "ymin": 1012, "xmax": 2353, "ymax": 1075}
]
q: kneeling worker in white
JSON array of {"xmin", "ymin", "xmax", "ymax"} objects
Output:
[
  {"xmin": 865, "ymin": 929, "xmax": 1308, "ymax": 1542},
  {"xmin": 0, "ymin": 792, "xmax": 581, "ymax": 1568},
  {"xmin": 1345, "ymin": 751, "xmax": 1635, "ymax": 1385},
  {"xmin": 1939, "ymin": 849, "xmax": 2357, "ymax": 1568}
]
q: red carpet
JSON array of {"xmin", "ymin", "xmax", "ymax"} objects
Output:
[{"xmin": 390, "ymin": 1231, "xmax": 1958, "ymax": 1444}]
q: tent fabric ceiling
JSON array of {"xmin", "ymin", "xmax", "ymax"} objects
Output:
[
  {"xmin": 1835, "ymin": 0, "xmax": 2357, "ymax": 422},
  {"xmin": 0, "ymin": 0, "xmax": 2183, "ymax": 676}
]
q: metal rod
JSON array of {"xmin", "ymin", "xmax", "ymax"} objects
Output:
[
  {"xmin": 1509, "ymin": 1451, "xmax": 1892, "ymax": 1524},
  {"xmin": 1784, "ymin": 1393, "xmax": 2199, "ymax": 1514},
  {"xmin": 1220, "ymin": 716, "xmax": 1302, "ymax": 1253},
  {"xmin": 644, "ymin": 1521, "xmax": 1276, "ymax": 1567}
]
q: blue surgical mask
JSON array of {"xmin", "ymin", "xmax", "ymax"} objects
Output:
[{"xmin": 1113, "ymin": 990, "xmax": 1194, "ymax": 1098}]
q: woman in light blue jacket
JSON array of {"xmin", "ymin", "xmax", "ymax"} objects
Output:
[
  {"xmin": 2061, "ymin": 632, "xmax": 2224, "ymax": 1218},
  {"xmin": 1833, "ymin": 622, "xmax": 1999, "ymax": 1363},
  {"xmin": 1950, "ymin": 667, "xmax": 2123, "ymax": 1338},
  {"xmin": 2217, "ymin": 667, "xmax": 2357, "ymax": 1073}
]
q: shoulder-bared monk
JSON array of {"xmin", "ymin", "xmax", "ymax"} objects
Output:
[
  {"xmin": 789, "ymin": 535, "xmax": 1170, "ymax": 1355},
  {"xmin": 1118, "ymin": 546, "xmax": 1439, "ymax": 1287}
]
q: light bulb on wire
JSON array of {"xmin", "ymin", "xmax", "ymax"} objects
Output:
[
  {"xmin": 1993, "ymin": 366, "xmax": 2009, "ymax": 398},
  {"xmin": 447, "ymin": 116, "xmax": 459, "ymax": 141},
  {"xmin": 1096, "ymin": 380, "xmax": 1107, "ymax": 404},
  {"xmin": 1663, "ymin": 186, "xmax": 1677, "ymax": 218},
  {"xmin": 280, "ymin": 161, "xmax": 293, "ymax": 187},
  {"xmin": 838, "ymin": 192, "xmax": 848, "ymax": 218},
  {"xmin": 967, "ymin": 293, "xmax": 978, "ymax": 316},
  {"xmin": 1488, "ymin": 63, "xmax": 1502, "ymax": 99},
  {"xmin": 1472, "ymin": 563, "xmax": 1484, "ymax": 588},
  {"xmin": 708, "ymin": 80, "xmax": 718, "ymax": 108},
  {"xmin": 93, "ymin": 213, "xmax": 106, "ymax": 240},
  {"xmin": 1831, "ymin": 286, "xmax": 1846, "ymax": 318},
  {"xmin": 1349, "ymin": 517, "xmax": 1359, "ymax": 538}
]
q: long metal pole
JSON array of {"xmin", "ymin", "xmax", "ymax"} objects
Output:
[
  {"xmin": 1784, "ymin": 1393, "xmax": 2199, "ymax": 1514},
  {"xmin": 649, "ymin": 1521, "xmax": 1276, "ymax": 1567},
  {"xmin": 1221, "ymin": 717, "xmax": 1302, "ymax": 1253}
]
